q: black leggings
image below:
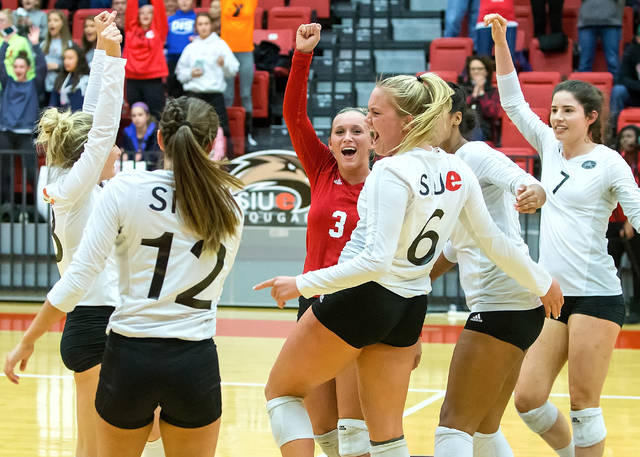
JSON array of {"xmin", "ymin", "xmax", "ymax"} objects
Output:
[{"xmin": 530, "ymin": 0, "xmax": 564, "ymax": 37}]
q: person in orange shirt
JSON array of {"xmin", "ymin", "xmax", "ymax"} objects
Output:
[{"xmin": 220, "ymin": 0, "xmax": 258, "ymax": 149}]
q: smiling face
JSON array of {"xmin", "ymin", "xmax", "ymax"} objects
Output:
[
  {"xmin": 550, "ymin": 90, "xmax": 596, "ymax": 145},
  {"xmin": 12, "ymin": 56, "xmax": 29, "ymax": 81},
  {"xmin": 84, "ymin": 18, "xmax": 96, "ymax": 42},
  {"xmin": 366, "ymin": 86, "xmax": 409, "ymax": 157},
  {"xmin": 47, "ymin": 12, "xmax": 63, "ymax": 37},
  {"xmin": 131, "ymin": 106, "xmax": 150, "ymax": 129},
  {"xmin": 138, "ymin": 5, "xmax": 153, "ymax": 29},
  {"xmin": 328, "ymin": 110, "xmax": 371, "ymax": 176},
  {"xmin": 196, "ymin": 15, "xmax": 212, "ymax": 39},
  {"xmin": 62, "ymin": 48, "xmax": 78, "ymax": 72},
  {"xmin": 468, "ymin": 58, "xmax": 488, "ymax": 81},
  {"xmin": 619, "ymin": 127, "xmax": 638, "ymax": 153},
  {"xmin": 177, "ymin": 0, "xmax": 193, "ymax": 12}
]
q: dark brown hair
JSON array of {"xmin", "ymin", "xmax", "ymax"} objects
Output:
[{"xmin": 553, "ymin": 80, "xmax": 605, "ymax": 143}]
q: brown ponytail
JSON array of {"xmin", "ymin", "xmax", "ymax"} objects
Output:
[{"xmin": 160, "ymin": 97, "xmax": 244, "ymax": 252}]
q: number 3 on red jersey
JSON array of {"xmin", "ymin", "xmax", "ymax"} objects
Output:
[{"xmin": 329, "ymin": 210, "xmax": 347, "ymax": 238}]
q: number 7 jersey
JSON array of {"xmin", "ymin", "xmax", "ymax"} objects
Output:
[{"xmin": 48, "ymin": 169, "xmax": 243, "ymax": 341}]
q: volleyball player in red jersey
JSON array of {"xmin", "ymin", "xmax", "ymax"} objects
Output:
[{"xmin": 283, "ymin": 23, "xmax": 372, "ymax": 457}]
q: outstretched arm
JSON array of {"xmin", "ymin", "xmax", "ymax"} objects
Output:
[{"xmin": 83, "ymin": 11, "xmax": 119, "ymax": 114}]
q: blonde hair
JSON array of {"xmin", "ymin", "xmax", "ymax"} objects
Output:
[
  {"xmin": 376, "ymin": 73, "xmax": 453, "ymax": 155},
  {"xmin": 160, "ymin": 97, "xmax": 243, "ymax": 252},
  {"xmin": 36, "ymin": 108, "xmax": 93, "ymax": 169},
  {"xmin": 0, "ymin": 9, "xmax": 13, "ymax": 25}
]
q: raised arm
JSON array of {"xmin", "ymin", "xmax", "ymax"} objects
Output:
[
  {"xmin": 126, "ymin": 0, "xmax": 139, "ymax": 32},
  {"xmin": 284, "ymin": 24, "xmax": 334, "ymax": 184},
  {"xmin": 83, "ymin": 11, "xmax": 118, "ymax": 114},
  {"xmin": 44, "ymin": 24, "xmax": 125, "ymax": 205},
  {"xmin": 152, "ymin": 0, "xmax": 168, "ymax": 40},
  {"xmin": 486, "ymin": 13, "xmax": 555, "ymax": 159},
  {"xmin": 458, "ymin": 172, "xmax": 562, "ymax": 317},
  {"xmin": 0, "ymin": 42, "xmax": 9, "ymax": 87}
]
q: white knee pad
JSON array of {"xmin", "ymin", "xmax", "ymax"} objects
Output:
[
  {"xmin": 370, "ymin": 437, "xmax": 410, "ymax": 457},
  {"xmin": 266, "ymin": 396, "xmax": 314, "ymax": 447},
  {"xmin": 434, "ymin": 426, "xmax": 473, "ymax": 457},
  {"xmin": 315, "ymin": 429, "xmax": 340, "ymax": 457},
  {"xmin": 338, "ymin": 418, "xmax": 370, "ymax": 457},
  {"xmin": 473, "ymin": 428, "xmax": 514, "ymax": 457},
  {"xmin": 570, "ymin": 407, "xmax": 606, "ymax": 448},
  {"xmin": 518, "ymin": 400, "xmax": 559, "ymax": 435}
]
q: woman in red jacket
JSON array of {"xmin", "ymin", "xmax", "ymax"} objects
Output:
[{"xmin": 124, "ymin": 0, "xmax": 168, "ymax": 120}]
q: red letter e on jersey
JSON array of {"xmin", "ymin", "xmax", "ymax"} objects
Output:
[{"xmin": 445, "ymin": 171, "xmax": 462, "ymax": 192}]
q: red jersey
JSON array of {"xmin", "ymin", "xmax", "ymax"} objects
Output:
[
  {"xmin": 284, "ymin": 51, "xmax": 364, "ymax": 273},
  {"xmin": 477, "ymin": 0, "xmax": 515, "ymax": 23},
  {"xmin": 124, "ymin": 0, "xmax": 169, "ymax": 79},
  {"xmin": 610, "ymin": 150, "xmax": 640, "ymax": 222}
]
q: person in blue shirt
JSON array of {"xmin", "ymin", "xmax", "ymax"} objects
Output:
[{"xmin": 166, "ymin": 0, "xmax": 196, "ymax": 97}]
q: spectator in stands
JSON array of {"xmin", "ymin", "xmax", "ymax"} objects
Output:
[
  {"xmin": 13, "ymin": 0, "xmax": 47, "ymax": 42},
  {"xmin": 459, "ymin": 54, "xmax": 501, "ymax": 143},
  {"xmin": 164, "ymin": 0, "xmax": 178, "ymax": 17},
  {"xmin": 221, "ymin": 0, "xmax": 258, "ymax": 150},
  {"xmin": 49, "ymin": 44, "xmax": 90, "ymax": 111},
  {"xmin": 444, "ymin": 0, "xmax": 480, "ymax": 43},
  {"xmin": 577, "ymin": 0, "xmax": 624, "ymax": 75},
  {"xmin": 0, "ymin": 9, "xmax": 35, "ymax": 81},
  {"xmin": 0, "ymin": 26, "xmax": 45, "ymax": 206},
  {"xmin": 82, "ymin": 15, "xmax": 97, "ymax": 65},
  {"xmin": 177, "ymin": 12, "xmax": 238, "ymax": 157},
  {"xmin": 119, "ymin": 101, "xmax": 160, "ymax": 168},
  {"xmin": 42, "ymin": 10, "xmax": 73, "ymax": 103},
  {"xmin": 123, "ymin": 0, "xmax": 168, "ymax": 120},
  {"xmin": 608, "ymin": 124, "xmax": 640, "ymax": 324},
  {"xmin": 112, "ymin": 0, "xmax": 126, "ymax": 32},
  {"xmin": 475, "ymin": 0, "xmax": 517, "ymax": 58},
  {"xmin": 53, "ymin": 0, "xmax": 90, "ymax": 13},
  {"xmin": 610, "ymin": 25, "xmax": 640, "ymax": 134},
  {"xmin": 166, "ymin": 0, "xmax": 196, "ymax": 98},
  {"xmin": 531, "ymin": 0, "xmax": 564, "ymax": 39}
]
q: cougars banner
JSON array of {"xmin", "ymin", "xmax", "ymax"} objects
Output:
[{"xmin": 227, "ymin": 150, "xmax": 311, "ymax": 227}]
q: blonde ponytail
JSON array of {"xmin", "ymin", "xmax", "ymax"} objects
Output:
[{"xmin": 36, "ymin": 108, "xmax": 93, "ymax": 169}]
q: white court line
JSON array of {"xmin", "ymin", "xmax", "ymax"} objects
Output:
[
  {"xmin": 3, "ymin": 373, "xmax": 640, "ymax": 401},
  {"xmin": 403, "ymin": 391, "xmax": 446, "ymax": 418}
]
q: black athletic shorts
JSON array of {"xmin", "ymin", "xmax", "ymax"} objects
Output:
[
  {"xmin": 464, "ymin": 306, "xmax": 545, "ymax": 351},
  {"xmin": 96, "ymin": 332, "xmax": 222, "ymax": 429},
  {"xmin": 60, "ymin": 305, "xmax": 115, "ymax": 372},
  {"xmin": 555, "ymin": 295, "xmax": 625, "ymax": 327},
  {"xmin": 297, "ymin": 296, "xmax": 315, "ymax": 321},
  {"xmin": 311, "ymin": 281, "xmax": 428, "ymax": 349}
]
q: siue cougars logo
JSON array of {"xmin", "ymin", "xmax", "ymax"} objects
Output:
[{"xmin": 227, "ymin": 150, "xmax": 311, "ymax": 226}]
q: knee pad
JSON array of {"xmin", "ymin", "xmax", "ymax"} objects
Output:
[
  {"xmin": 315, "ymin": 429, "xmax": 340, "ymax": 457},
  {"xmin": 517, "ymin": 400, "xmax": 558, "ymax": 435},
  {"xmin": 266, "ymin": 396, "xmax": 314, "ymax": 447},
  {"xmin": 473, "ymin": 429, "xmax": 514, "ymax": 457},
  {"xmin": 434, "ymin": 426, "xmax": 473, "ymax": 456},
  {"xmin": 338, "ymin": 418, "xmax": 370, "ymax": 457},
  {"xmin": 570, "ymin": 407, "xmax": 606, "ymax": 448},
  {"xmin": 370, "ymin": 437, "xmax": 409, "ymax": 457}
]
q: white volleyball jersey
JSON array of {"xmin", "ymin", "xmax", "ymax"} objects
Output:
[
  {"xmin": 296, "ymin": 147, "xmax": 552, "ymax": 300},
  {"xmin": 499, "ymin": 71, "xmax": 640, "ymax": 296},
  {"xmin": 48, "ymin": 169, "xmax": 243, "ymax": 340},
  {"xmin": 443, "ymin": 141, "xmax": 542, "ymax": 312},
  {"xmin": 43, "ymin": 51, "xmax": 122, "ymax": 309}
]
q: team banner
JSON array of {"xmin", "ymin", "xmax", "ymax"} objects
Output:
[{"xmin": 227, "ymin": 150, "xmax": 311, "ymax": 227}]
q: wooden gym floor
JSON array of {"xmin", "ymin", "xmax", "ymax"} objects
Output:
[{"xmin": 1, "ymin": 304, "xmax": 639, "ymax": 456}]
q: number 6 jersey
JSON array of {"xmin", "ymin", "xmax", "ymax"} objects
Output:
[
  {"xmin": 498, "ymin": 70, "xmax": 640, "ymax": 296},
  {"xmin": 48, "ymin": 169, "xmax": 243, "ymax": 341},
  {"xmin": 296, "ymin": 147, "xmax": 552, "ymax": 300}
]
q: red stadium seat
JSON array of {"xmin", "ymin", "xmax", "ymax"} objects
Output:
[
  {"xmin": 568, "ymin": 72, "xmax": 613, "ymax": 104},
  {"xmin": 501, "ymin": 107, "xmax": 550, "ymax": 150},
  {"xmin": 519, "ymin": 72, "xmax": 561, "ymax": 109},
  {"xmin": 418, "ymin": 70, "xmax": 458, "ymax": 83},
  {"xmin": 528, "ymin": 38, "xmax": 573, "ymax": 76},
  {"xmin": 3, "ymin": 0, "xmax": 18, "ymax": 8},
  {"xmin": 289, "ymin": 0, "xmax": 331, "ymax": 19},
  {"xmin": 255, "ymin": 6, "xmax": 264, "ymax": 29},
  {"xmin": 617, "ymin": 108, "xmax": 640, "ymax": 131},
  {"xmin": 227, "ymin": 106, "xmax": 246, "ymax": 156},
  {"xmin": 498, "ymin": 147, "xmax": 538, "ymax": 174},
  {"xmin": 562, "ymin": 4, "xmax": 579, "ymax": 42},
  {"xmin": 514, "ymin": 4, "xmax": 533, "ymax": 49},
  {"xmin": 258, "ymin": 0, "xmax": 285, "ymax": 10},
  {"xmin": 267, "ymin": 6, "xmax": 311, "ymax": 34},
  {"xmin": 234, "ymin": 70, "xmax": 270, "ymax": 119},
  {"xmin": 564, "ymin": 0, "xmax": 581, "ymax": 9},
  {"xmin": 623, "ymin": 6, "xmax": 634, "ymax": 45},
  {"xmin": 429, "ymin": 37, "xmax": 473, "ymax": 74},
  {"xmin": 253, "ymin": 29, "xmax": 294, "ymax": 55},
  {"xmin": 194, "ymin": 7, "xmax": 210, "ymax": 15},
  {"xmin": 72, "ymin": 9, "xmax": 103, "ymax": 43}
]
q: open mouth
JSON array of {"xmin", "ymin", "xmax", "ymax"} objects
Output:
[{"xmin": 341, "ymin": 147, "xmax": 356, "ymax": 157}]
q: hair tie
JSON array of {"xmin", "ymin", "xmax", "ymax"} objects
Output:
[
  {"xmin": 180, "ymin": 121, "xmax": 192, "ymax": 129},
  {"xmin": 416, "ymin": 75, "xmax": 423, "ymax": 82}
]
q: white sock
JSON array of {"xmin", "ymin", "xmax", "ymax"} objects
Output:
[
  {"xmin": 315, "ymin": 429, "xmax": 340, "ymax": 457},
  {"xmin": 473, "ymin": 429, "xmax": 514, "ymax": 457},
  {"xmin": 434, "ymin": 426, "xmax": 473, "ymax": 457},
  {"xmin": 555, "ymin": 440, "xmax": 575, "ymax": 457},
  {"xmin": 141, "ymin": 437, "xmax": 165, "ymax": 457}
]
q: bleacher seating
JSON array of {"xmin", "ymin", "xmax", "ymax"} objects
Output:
[
  {"xmin": 498, "ymin": 147, "xmax": 538, "ymax": 174},
  {"xmin": 617, "ymin": 108, "xmax": 640, "ymax": 131},
  {"xmin": 255, "ymin": 6, "xmax": 265, "ymax": 29},
  {"xmin": 514, "ymin": 5, "xmax": 533, "ymax": 49},
  {"xmin": 234, "ymin": 70, "xmax": 270, "ymax": 119},
  {"xmin": 227, "ymin": 106, "xmax": 246, "ymax": 156},
  {"xmin": 501, "ymin": 107, "xmax": 550, "ymax": 149},
  {"xmin": 519, "ymin": 72, "xmax": 562, "ymax": 109},
  {"xmin": 528, "ymin": 38, "xmax": 573, "ymax": 76},
  {"xmin": 258, "ymin": 0, "xmax": 285, "ymax": 10},
  {"xmin": 289, "ymin": 0, "xmax": 331, "ymax": 19},
  {"xmin": 562, "ymin": 4, "xmax": 579, "ymax": 42},
  {"xmin": 420, "ymin": 70, "xmax": 458, "ymax": 83},
  {"xmin": 253, "ymin": 29, "xmax": 294, "ymax": 55},
  {"xmin": 568, "ymin": 72, "xmax": 613, "ymax": 104},
  {"xmin": 72, "ymin": 9, "xmax": 103, "ymax": 44},
  {"xmin": 3, "ymin": 0, "xmax": 18, "ymax": 9},
  {"xmin": 429, "ymin": 37, "xmax": 473, "ymax": 74},
  {"xmin": 267, "ymin": 6, "xmax": 311, "ymax": 33}
]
